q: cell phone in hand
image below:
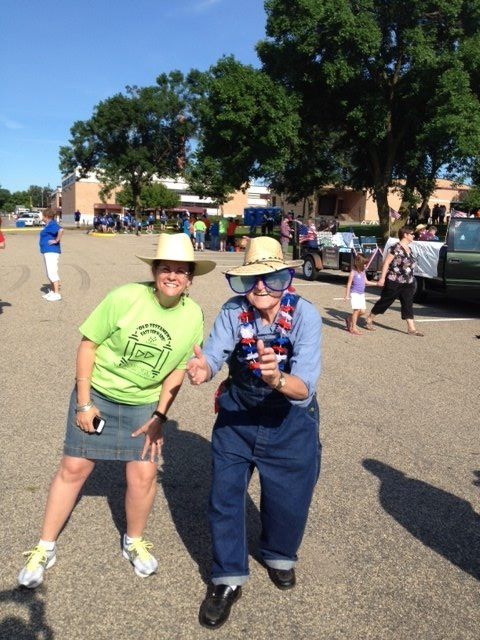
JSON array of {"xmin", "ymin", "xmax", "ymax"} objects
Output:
[{"xmin": 92, "ymin": 415, "xmax": 106, "ymax": 434}]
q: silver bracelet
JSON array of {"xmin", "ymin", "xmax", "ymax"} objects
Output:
[{"xmin": 76, "ymin": 401, "xmax": 93, "ymax": 412}]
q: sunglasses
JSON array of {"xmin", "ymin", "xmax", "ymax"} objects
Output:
[{"xmin": 226, "ymin": 268, "xmax": 294, "ymax": 294}]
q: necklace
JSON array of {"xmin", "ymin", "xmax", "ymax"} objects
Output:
[{"xmin": 238, "ymin": 287, "xmax": 297, "ymax": 378}]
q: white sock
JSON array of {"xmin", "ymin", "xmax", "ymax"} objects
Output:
[{"xmin": 38, "ymin": 539, "xmax": 56, "ymax": 551}]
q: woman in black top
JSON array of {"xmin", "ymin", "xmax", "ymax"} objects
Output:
[{"xmin": 365, "ymin": 226, "xmax": 424, "ymax": 336}]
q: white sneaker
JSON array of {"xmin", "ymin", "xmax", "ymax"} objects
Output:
[
  {"xmin": 122, "ymin": 535, "xmax": 158, "ymax": 577},
  {"xmin": 45, "ymin": 292, "xmax": 62, "ymax": 302},
  {"xmin": 18, "ymin": 544, "xmax": 56, "ymax": 588},
  {"xmin": 42, "ymin": 291, "xmax": 52, "ymax": 298}
]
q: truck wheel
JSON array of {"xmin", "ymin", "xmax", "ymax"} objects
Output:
[
  {"xmin": 303, "ymin": 256, "xmax": 319, "ymax": 281},
  {"xmin": 413, "ymin": 276, "xmax": 427, "ymax": 302}
]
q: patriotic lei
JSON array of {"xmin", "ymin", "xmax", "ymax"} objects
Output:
[{"xmin": 238, "ymin": 287, "xmax": 297, "ymax": 378}]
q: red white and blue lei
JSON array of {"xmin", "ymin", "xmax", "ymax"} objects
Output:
[{"xmin": 238, "ymin": 287, "xmax": 298, "ymax": 378}]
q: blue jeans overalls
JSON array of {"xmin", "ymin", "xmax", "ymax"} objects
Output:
[{"xmin": 209, "ymin": 344, "xmax": 321, "ymax": 586}]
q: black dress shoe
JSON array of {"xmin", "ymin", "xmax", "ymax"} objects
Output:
[
  {"xmin": 199, "ymin": 584, "xmax": 242, "ymax": 629},
  {"xmin": 267, "ymin": 567, "xmax": 296, "ymax": 590}
]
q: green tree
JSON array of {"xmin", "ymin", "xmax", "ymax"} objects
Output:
[
  {"xmin": 186, "ymin": 56, "xmax": 301, "ymax": 201},
  {"xmin": 28, "ymin": 185, "xmax": 52, "ymax": 208},
  {"xmin": 3, "ymin": 190, "xmax": 30, "ymax": 213},
  {"xmin": 0, "ymin": 187, "xmax": 11, "ymax": 210},
  {"xmin": 458, "ymin": 186, "xmax": 480, "ymax": 211},
  {"xmin": 116, "ymin": 182, "xmax": 180, "ymax": 210},
  {"xmin": 257, "ymin": 0, "xmax": 480, "ymax": 237},
  {"xmin": 60, "ymin": 73, "xmax": 193, "ymax": 214}
]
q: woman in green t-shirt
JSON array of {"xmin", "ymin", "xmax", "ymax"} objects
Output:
[{"xmin": 18, "ymin": 234, "xmax": 215, "ymax": 589}]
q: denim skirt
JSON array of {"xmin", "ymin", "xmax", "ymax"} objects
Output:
[{"xmin": 63, "ymin": 387, "xmax": 158, "ymax": 462}]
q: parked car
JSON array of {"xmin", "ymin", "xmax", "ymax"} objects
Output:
[{"xmin": 16, "ymin": 212, "xmax": 43, "ymax": 226}]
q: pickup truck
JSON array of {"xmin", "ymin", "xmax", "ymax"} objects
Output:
[{"xmin": 386, "ymin": 217, "xmax": 480, "ymax": 302}]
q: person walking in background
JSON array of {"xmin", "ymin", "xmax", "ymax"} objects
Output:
[
  {"xmin": 147, "ymin": 212, "xmax": 156, "ymax": 234},
  {"xmin": 218, "ymin": 216, "xmax": 228, "ymax": 251},
  {"xmin": 74, "ymin": 210, "xmax": 81, "ymax": 228},
  {"xmin": 438, "ymin": 205, "xmax": 446, "ymax": 225},
  {"xmin": 365, "ymin": 226, "xmax": 424, "ymax": 336},
  {"xmin": 226, "ymin": 218, "xmax": 238, "ymax": 251},
  {"xmin": 182, "ymin": 214, "xmax": 190, "ymax": 238},
  {"xmin": 280, "ymin": 214, "xmax": 292, "ymax": 257},
  {"xmin": 194, "ymin": 217, "xmax": 207, "ymax": 251},
  {"xmin": 17, "ymin": 233, "xmax": 216, "ymax": 589},
  {"xmin": 210, "ymin": 220, "xmax": 219, "ymax": 250},
  {"xmin": 0, "ymin": 217, "xmax": 5, "ymax": 249},
  {"xmin": 343, "ymin": 254, "xmax": 376, "ymax": 335},
  {"xmin": 187, "ymin": 237, "xmax": 321, "ymax": 630},
  {"xmin": 40, "ymin": 209, "xmax": 63, "ymax": 302},
  {"xmin": 160, "ymin": 210, "xmax": 168, "ymax": 230}
]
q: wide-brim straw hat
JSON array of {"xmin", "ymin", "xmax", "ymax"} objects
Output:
[
  {"xmin": 137, "ymin": 233, "xmax": 216, "ymax": 276},
  {"xmin": 415, "ymin": 224, "xmax": 427, "ymax": 232},
  {"xmin": 224, "ymin": 236, "xmax": 304, "ymax": 276}
]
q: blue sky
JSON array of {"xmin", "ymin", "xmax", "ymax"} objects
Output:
[{"xmin": 0, "ymin": 0, "xmax": 267, "ymax": 192}]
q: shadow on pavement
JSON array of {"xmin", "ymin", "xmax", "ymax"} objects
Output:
[
  {"xmin": 472, "ymin": 470, "xmax": 480, "ymax": 487},
  {"xmin": 159, "ymin": 422, "xmax": 261, "ymax": 583},
  {"xmin": 363, "ymin": 459, "xmax": 480, "ymax": 580},
  {"xmin": 80, "ymin": 422, "xmax": 262, "ymax": 583},
  {"xmin": 82, "ymin": 461, "xmax": 127, "ymax": 537},
  {"xmin": 322, "ymin": 307, "xmax": 404, "ymax": 333},
  {"xmin": 0, "ymin": 587, "xmax": 54, "ymax": 639},
  {"xmin": 0, "ymin": 300, "xmax": 12, "ymax": 314}
]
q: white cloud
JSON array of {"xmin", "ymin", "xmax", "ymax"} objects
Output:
[
  {"xmin": 0, "ymin": 115, "xmax": 23, "ymax": 130},
  {"xmin": 194, "ymin": 0, "xmax": 222, "ymax": 10},
  {"xmin": 166, "ymin": 0, "xmax": 223, "ymax": 16}
]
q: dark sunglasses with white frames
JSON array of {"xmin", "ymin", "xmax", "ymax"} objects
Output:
[{"xmin": 226, "ymin": 268, "xmax": 294, "ymax": 295}]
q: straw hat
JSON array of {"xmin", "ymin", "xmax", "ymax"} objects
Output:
[
  {"xmin": 224, "ymin": 236, "xmax": 304, "ymax": 276},
  {"xmin": 415, "ymin": 224, "xmax": 427, "ymax": 232},
  {"xmin": 137, "ymin": 233, "xmax": 216, "ymax": 276}
]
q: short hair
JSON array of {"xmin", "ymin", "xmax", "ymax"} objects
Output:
[
  {"xmin": 398, "ymin": 225, "xmax": 414, "ymax": 240},
  {"xmin": 43, "ymin": 209, "xmax": 56, "ymax": 220}
]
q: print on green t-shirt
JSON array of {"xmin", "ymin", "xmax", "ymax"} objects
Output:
[{"xmin": 79, "ymin": 283, "xmax": 204, "ymax": 404}]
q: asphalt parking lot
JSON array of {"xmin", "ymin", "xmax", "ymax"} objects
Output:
[{"xmin": 1, "ymin": 230, "xmax": 479, "ymax": 640}]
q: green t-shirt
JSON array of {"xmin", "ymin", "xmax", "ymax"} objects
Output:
[
  {"xmin": 218, "ymin": 218, "xmax": 228, "ymax": 234},
  {"xmin": 193, "ymin": 220, "xmax": 206, "ymax": 232},
  {"xmin": 79, "ymin": 283, "xmax": 204, "ymax": 404}
]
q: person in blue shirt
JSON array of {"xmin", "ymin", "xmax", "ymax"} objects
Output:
[
  {"xmin": 39, "ymin": 209, "xmax": 63, "ymax": 302},
  {"xmin": 209, "ymin": 221, "xmax": 219, "ymax": 250},
  {"xmin": 182, "ymin": 216, "xmax": 190, "ymax": 237},
  {"xmin": 160, "ymin": 210, "xmax": 168, "ymax": 229},
  {"xmin": 187, "ymin": 236, "xmax": 322, "ymax": 630},
  {"xmin": 147, "ymin": 212, "xmax": 156, "ymax": 234}
]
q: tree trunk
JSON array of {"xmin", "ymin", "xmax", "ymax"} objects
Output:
[{"xmin": 373, "ymin": 186, "xmax": 391, "ymax": 243}]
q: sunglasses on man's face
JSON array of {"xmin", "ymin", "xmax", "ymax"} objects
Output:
[{"xmin": 226, "ymin": 268, "xmax": 294, "ymax": 294}]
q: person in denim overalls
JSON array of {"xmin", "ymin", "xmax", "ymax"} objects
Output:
[{"xmin": 188, "ymin": 236, "xmax": 322, "ymax": 630}]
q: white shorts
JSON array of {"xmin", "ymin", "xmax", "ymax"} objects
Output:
[
  {"xmin": 350, "ymin": 292, "xmax": 366, "ymax": 310},
  {"xmin": 44, "ymin": 252, "xmax": 60, "ymax": 282}
]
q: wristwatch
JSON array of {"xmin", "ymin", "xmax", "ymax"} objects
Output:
[{"xmin": 274, "ymin": 373, "xmax": 286, "ymax": 391}]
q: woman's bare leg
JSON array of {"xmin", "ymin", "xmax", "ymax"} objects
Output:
[
  {"xmin": 41, "ymin": 456, "xmax": 95, "ymax": 541},
  {"xmin": 125, "ymin": 461, "xmax": 158, "ymax": 538}
]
